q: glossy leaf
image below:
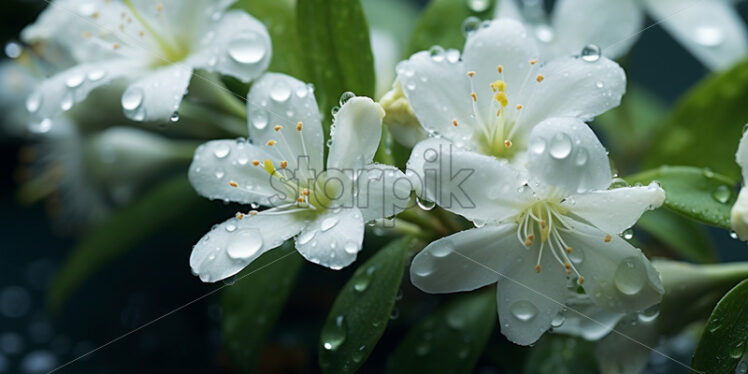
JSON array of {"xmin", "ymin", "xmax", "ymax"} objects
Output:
[
  {"xmin": 296, "ymin": 0, "xmax": 375, "ymax": 134},
  {"xmin": 407, "ymin": 0, "xmax": 494, "ymax": 55},
  {"xmin": 524, "ymin": 335, "xmax": 597, "ymax": 374},
  {"xmin": 47, "ymin": 176, "xmax": 208, "ymax": 311},
  {"xmin": 626, "ymin": 166, "xmax": 737, "ymax": 229},
  {"xmin": 691, "ymin": 279, "xmax": 748, "ymax": 374},
  {"xmin": 222, "ymin": 243, "xmax": 304, "ymax": 372},
  {"xmin": 645, "ymin": 57, "xmax": 748, "ymax": 181},
  {"xmin": 385, "ymin": 289, "xmax": 496, "ymax": 374},
  {"xmin": 637, "ymin": 209, "xmax": 717, "ymax": 264},
  {"xmin": 318, "ymin": 236, "xmax": 417, "ymax": 373}
]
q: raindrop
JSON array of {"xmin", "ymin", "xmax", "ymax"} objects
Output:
[
  {"xmin": 529, "ymin": 137, "xmax": 546, "ymax": 154},
  {"xmin": 445, "ymin": 49, "xmax": 460, "ymax": 63},
  {"xmin": 510, "ymin": 300, "xmax": 538, "ymax": 322},
  {"xmin": 121, "ymin": 87, "xmax": 144, "ymax": 111},
  {"xmin": 575, "ymin": 148, "xmax": 588, "ymax": 166},
  {"xmin": 227, "ymin": 32, "xmax": 266, "ymax": 64},
  {"xmin": 331, "ymin": 106, "xmax": 340, "ymax": 116},
  {"xmin": 429, "ymin": 46, "xmax": 445, "ymax": 62},
  {"xmin": 4, "ymin": 42, "xmax": 22, "ymax": 59},
  {"xmin": 693, "ymin": 26, "xmax": 724, "ymax": 47},
  {"xmin": 169, "ymin": 111, "xmax": 180, "ymax": 123},
  {"xmin": 415, "ymin": 341, "xmax": 430, "ymax": 356},
  {"xmin": 270, "ymin": 81, "xmax": 291, "ymax": 103},
  {"xmin": 534, "ymin": 25, "xmax": 554, "ymax": 43},
  {"xmin": 26, "ymin": 92, "xmax": 42, "ymax": 113},
  {"xmin": 60, "ymin": 92, "xmax": 74, "ymax": 111},
  {"xmin": 730, "ymin": 231, "xmax": 739, "ymax": 240},
  {"xmin": 568, "ymin": 247, "xmax": 584, "ymax": 264},
  {"xmin": 549, "ymin": 133, "xmax": 573, "ymax": 159},
  {"xmin": 551, "ymin": 312, "xmax": 565, "ymax": 328},
  {"xmin": 609, "ymin": 178, "xmax": 629, "ymax": 189},
  {"xmin": 339, "ymin": 91, "xmax": 355, "ymax": 106},
  {"xmin": 225, "ymin": 224, "xmax": 236, "ymax": 232},
  {"xmin": 637, "ymin": 304, "xmax": 660, "ymax": 323},
  {"xmin": 595, "ymin": 81, "xmax": 605, "ymax": 89},
  {"xmin": 65, "ymin": 73, "xmax": 85, "ymax": 89},
  {"xmin": 622, "ymin": 228, "xmax": 634, "ymax": 240},
  {"xmin": 29, "ymin": 119, "xmax": 52, "ymax": 134},
  {"xmin": 213, "ymin": 143, "xmax": 230, "ymax": 158},
  {"xmin": 730, "ymin": 341, "xmax": 745, "ymax": 359},
  {"xmin": 473, "ymin": 219, "xmax": 486, "ymax": 228},
  {"xmin": 416, "ymin": 197, "xmax": 436, "ymax": 211},
  {"xmin": 296, "ymin": 85, "xmax": 309, "ymax": 98},
  {"xmin": 446, "ymin": 311, "xmax": 466, "ymax": 329},
  {"xmin": 297, "ymin": 230, "xmax": 316, "ymax": 245},
  {"xmin": 461, "ymin": 16, "xmax": 481, "ymax": 36},
  {"xmin": 389, "ymin": 307, "xmax": 400, "ymax": 320},
  {"xmin": 321, "ymin": 217, "xmax": 339, "ymax": 232},
  {"xmin": 226, "ymin": 229, "xmax": 263, "ymax": 260},
  {"xmin": 344, "ymin": 241, "xmax": 358, "ymax": 255},
  {"xmin": 87, "ymin": 70, "xmax": 106, "ymax": 82},
  {"xmin": 352, "ymin": 267, "xmax": 373, "ymax": 292},
  {"xmin": 466, "ymin": 0, "xmax": 490, "ymax": 12},
  {"xmin": 613, "ymin": 257, "xmax": 645, "ymax": 295},
  {"xmin": 215, "ymin": 168, "xmax": 225, "ymax": 179},
  {"xmin": 712, "ymin": 185, "xmax": 731, "ymax": 204},
  {"xmin": 321, "ymin": 315, "xmax": 346, "ymax": 351},
  {"xmin": 580, "ymin": 44, "xmax": 601, "ymax": 63},
  {"xmin": 252, "ymin": 110, "xmax": 268, "ymax": 130}
]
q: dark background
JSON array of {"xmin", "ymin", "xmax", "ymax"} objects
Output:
[{"xmin": 1, "ymin": 0, "xmax": 747, "ymax": 373}]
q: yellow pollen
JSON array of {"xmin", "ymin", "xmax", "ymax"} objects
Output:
[
  {"xmin": 604, "ymin": 234, "xmax": 612, "ymax": 243},
  {"xmin": 113, "ymin": 43, "xmax": 121, "ymax": 50},
  {"xmin": 497, "ymin": 65, "xmax": 503, "ymax": 74},
  {"xmin": 139, "ymin": 30, "xmax": 145, "ymax": 37},
  {"xmin": 92, "ymin": 12, "xmax": 100, "ymax": 19},
  {"xmin": 516, "ymin": 104, "xmax": 523, "ymax": 110},
  {"xmin": 564, "ymin": 261, "xmax": 571, "ymax": 269},
  {"xmin": 578, "ymin": 276, "xmax": 585, "ymax": 285},
  {"xmin": 529, "ymin": 59, "xmax": 537, "ymax": 65},
  {"xmin": 535, "ymin": 264, "xmax": 541, "ymax": 273},
  {"xmin": 266, "ymin": 140, "xmax": 277, "ymax": 146},
  {"xmin": 504, "ymin": 140, "xmax": 512, "ymax": 148},
  {"xmin": 527, "ymin": 234, "xmax": 535, "ymax": 241},
  {"xmin": 280, "ymin": 160, "xmax": 288, "ymax": 169},
  {"xmin": 263, "ymin": 159, "xmax": 275, "ymax": 174},
  {"xmin": 298, "ymin": 196, "xmax": 306, "ymax": 203},
  {"xmin": 296, "ymin": 122, "xmax": 303, "ymax": 131},
  {"xmin": 536, "ymin": 74, "xmax": 545, "ymax": 83},
  {"xmin": 494, "ymin": 92, "xmax": 508, "ymax": 107},
  {"xmin": 302, "ymin": 188, "xmax": 310, "ymax": 196},
  {"xmin": 471, "ymin": 92, "xmax": 477, "ymax": 102},
  {"xmin": 492, "ymin": 80, "xmax": 506, "ymax": 92},
  {"xmin": 252, "ymin": 160, "xmax": 260, "ymax": 166},
  {"xmin": 524, "ymin": 238, "xmax": 533, "ymax": 247},
  {"xmin": 249, "ymin": 210, "xmax": 258, "ymax": 216},
  {"xmin": 565, "ymin": 246, "xmax": 573, "ymax": 254},
  {"xmin": 235, "ymin": 212, "xmax": 244, "ymax": 220},
  {"xmin": 274, "ymin": 125, "xmax": 283, "ymax": 132},
  {"xmin": 467, "ymin": 71, "xmax": 475, "ymax": 77},
  {"xmin": 228, "ymin": 181, "xmax": 238, "ymax": 188},
  {"xmin": 452, "ymin": 119, "xmax": 459, "ymax": 127}
]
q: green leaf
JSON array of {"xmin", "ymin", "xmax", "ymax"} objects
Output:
[
  {"xmin": 637, "ymin": 209, "xmax": 717, "ymax": 264},
  {"xmin": 691, "ymin": 279, "xmax": 748, "ymax": 374},
  {"xmin": 296, "ymin": 0, "xmax": 375, "ymax": 134},
  {"xmin": 318, "ymin": 236, "xmax": 417, "ymax": 373},
  {"xmin": 407, "ymin": 0, "xmax": 494, "ymax": 55},
  {"xmin": 222, "ymin": 243, "xmax": 304, "ymax": 372},
  {"xmin": 47, "ymin": 176, "xmax": 207, "ymax": 312},
  {"xmin": 233, "ymin": 0, "xmax": 306, "ymax": 79},
  {"xmin": 523, "ymin": 335, "xmax": 598, "ymax": 374},
  {"xmin": 626, "ymin": 166, "xmax": 737, "ymax": 229},
  {"xmin": 385, "ymin": 289, "xmax": 496, "ymax": 374},
  {"xmin": 644, "ymin": 57, "xmax": 748, "ymax": 181}
]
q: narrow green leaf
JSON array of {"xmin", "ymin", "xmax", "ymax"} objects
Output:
[
  {"xmin": 407, "ymin": 0, "xmax": 494, "ymax": 55},
  {"xmin": 318, "ymin": 236, "xmax": 417, "ymax": 374},
  {"xmin": 637, "ymin": 209, "xmax": 717, "ymax": 264},
  {"xmin": 523, "ymin": 335, "xmax": 597, "ymax": 374},
  {"xmin": 47, "ymin": 176, "xmax": 207, "ymax": 312},
  {"xmin": 296, "ymin": 0, "xmax": 375, "ymax": 133},
  {"xmin": 626, "ymin": 166, "xmax": 737, "ymax": 229},
  {"xmin": 691, "ymin": 279, "xmax": 748, "ymax": 374},
  {"xmin": 644, "ymin": 57, "xmax": 748, "ymax": 181},
  {"xmin": 233, "ymin": 0, "xmax": 306, "ymax": 79},
  {"xmin": 222, "ymin": 243, "xmax": 304, "ymax": 372},
  {"xmin": 385, "ymin": 289, "xmax": 496, "ymax": 374}
]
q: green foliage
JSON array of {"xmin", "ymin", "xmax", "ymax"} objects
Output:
[
  {"xmin": 385, "ymin": 289, "xmax": 496, "ymax": 374},
  {"xmin": 637, "ymin": 209, "xmax": 717, "ymax": 263},
  {"xmin": 691, "ymin": 279, "xmax": 748, "ymax": 374},
  {"xmin": 318, "ymin": 236, "xmax": 417, "ymax": 373},
  {"xmin": 222, "ymin": 243, "xmax": 304, "ymax": 372},
  {"xmin": 644, "ymin": 57, "xmax": 748, "ymax": 181},
  {"xmin": 47, "ymin": 176, "xmax": 208, "ymax": 312},
  {"xmin": 626, "ymin": 166, "xmax": 737, "ymax": 229},
  {"xmin": 407, "ymin": 0, "xmax": 494, "ymax": 55},
  {"xmin": 296, "ymin": 0, "xmax": 376, "ymax": 135},
  {"xmin": 524, "ymin": 335, "xmax": 598, "ymax": 374}
]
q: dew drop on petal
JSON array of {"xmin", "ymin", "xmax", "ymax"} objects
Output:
[
  {"xmin": 580, "ymin": 44, "xmax": 601, "ymax": 63},
  {"xmin": 339, "ymin": 91, "xmax": 355, "ymax": 106},
  {"xmin": 226, "ymin": 229, "xmax": 263, "ymax": 260},
  {"xmin": 693, "ymin": 26, "xmax": 724, "ymax": 47},
  {"xmin": 575, "ymin": 148, "xmax": 588, "ymax": 166},
  {"xmin": 529, "ymin": 137, "xmax": 546, "ymax": 154},
  {"xmin": 297, "ymin": 230, "xmax": 316, "ymax": 245},
  {"xmin": 461, "ymin": 16, "xmax": 481, "ymax": 36},
  {"xmin": 429, "ymin": 46, "xmax": 445, "ymax": 62},
  {"xmin": 122, "ymin": 87, "xmax": 144, "ymax": 111},
  {"xmin": 466, "ymin": 0, "xmax": 490, "ymax": 12},
  {"xmin": 29, "ymin": 118, "xmax": 52, "ymax": 134},
  {"xmin": 227, "ymin": 32, "xmax": 266, "ymax": 64},
  {"xmin": 549, "ymin": 133, "xmax": 572, "ymax": 159},
  {"xmin": 169, "ymin": 111, "xmax": 180, "ymax": 123},
  {"xmin": 26, "ymin": 92, "xmax": 42, "ymax": 113},
  {"xmin": 252, "ymin": 110, "xmax": 268, "ymax": 130},
  {"xmin": 550, "ymin": 312, "xmax": 565, "ymax": 328},
  {"xmin": 65, "ymin": 73, "xmax": 84, "ymax": 89},
  {"xmin": 60, "ymin": 92, "xmax": 74, "ymax": 111},
  {"xmin": 87, "ymin": 70, "xmax": 106, "ymax": 82},
  {"xmin": 613, "ymin": 257, "xmax": 645, "ymax": 296},
  {"xmin": 321, "ymin": 217, "xmax": 339, "ymax": 232},
  {"xmin": 213, "ymin": 143, "xmax": 230, "ymax": 159},
  {"xmin": 416, "ymin": 197, "xmax": 435, "ymax": 211},
  {"xmin": 270, "ymin": 81, "xmax": 291, "ymax": 103},
  {"xmin": 344, "ymin": 241, "xmax": 358, "ymax": 255},
  {"xmin": 510, "ymin": 300, "xmax": 538, "ymax": 322}
]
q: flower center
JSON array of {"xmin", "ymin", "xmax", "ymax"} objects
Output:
[{"xmin": 120, "ymin": 1, "xmax": 190, "ymax": 65}]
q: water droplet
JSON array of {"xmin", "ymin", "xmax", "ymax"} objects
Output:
[
  {"xmin": 530, "ymin": 137, "xmax": 546, "ymax": 154},
  {"xmin": 575, "ymin": 148, "xmax": 588, "ymax": 166},
  {"xmin": 580, "ymin": 44, "xmax": 601, "ymax": 63},
  {"xmin": 352, "ymin": 267, "xmax": 373, "ymax": 292},
  {"xmin": 622, "ymin": 228, "xmax": 634, "ymax": 240},
  {"xmin": 416, "ymin": 197, "xmax": 436, "ymax": 211},
  {"xmin": 321, "ymin": 315, "xmax": 347, "ymax": 351},
  {"xmin": 213, "ymin": 143, "xmax": 230, "ymax": 158},
  {"xmin": 429, "ymin": 46, "xmax": 445, "ymax": 62},
  {"xmin": 4, "ymin": 41, "xmax": 22, "ymax": 59},
  {"xmin": 169, "ymin": 111, "xmax": 180, "ymax": 123},
  {"xmin": 339, "ymin": 91, "xmax": 355, "ymax": 106},
  {"xmin": 693, "ymin": 26, "xmax": 724, "ymax": 47},
  {"xmin": 510, "ymin": 300, "xmax": 538, "ymax": 322},
  {"xmin": 446, "ymin": 311, "xmax": 466, "ymax": 329},
  {"xmin": 296, "ymin": 85, "xmax": 309, "ymax": 98},
  {"xmin": 412, "ymin": 257, "xmax": 433, "ymax": 277},
  {"xmin": 228, "ymin": 32, "xmax": 266, "ymax": 64},
  {"xmin": 610, "ymin": 178, "xmax": 629, "ymax": 189},
  {"xmin": 637, "ymin": 304, "xmax": 660, "ymax": 323},
  {"xmin": 712, "ymin": 185, "xmax": 731, "ymax": 204},
  {"xmin": 252, "ymin": 110, "xmax": 268, "ymax": 130},
  {"xmin": 473, "ymin": 219, "xmax": 486, "ymax": 228},
  {"xmin": 60, "ymin": 92, "xmax": 74, "ymax": 111},
  {"xmin": 270, "ymin": 81, "xmax": 291, "ymax": 103},
  {"xmin": 87, "ymin": 70, "xmax": 106, "ymax": 82},
  {"xmin": 65, "ymin": 73, "xmax": 85, "ymax": 89},
  {"xmin": 568, "ymin": 247, "xmax": 584, "ymax": 264},
  {"xmin": 730, "ymin": 341, "xmax": 745, "ymax": 359},
  {"xmin": 613, "ymin": 257, "xmax": 645, "ymax": 296},
  {"xmin": 445, "ymin": 49, "xmax": 460, "ymax": 63},
  {"xmin": 466, "ymin": 0, "xmax": 490, "ymax": 12},
  {"xmin": 225, "ymin": 224, "xmax": 236, "ymax": 232},
  {"xmin": 29, "ymin": 118, "xmax": 52, "ymax": 134},
  {"xmin": 321, "ymin": 217, "xmax": 339, "ymax": 232},
  {"xmin": 461, "ymin": 16, "xmax": 481, "ymax": 36},
  {"xmin": 389, "ymin": 307, "xmax": 400, "ymax": 320},
  {"xmin": 298, "ymin": 230, "xmax": 316, "ymax": 245},
  {"xmin": 215, "ymin": 168, "xmax": 225, "ymax": 179},
  {"xmin": 344, "ymin": 241, "xmax": 358, "ymax": 255},
  {"xmin": 534, "ymin": 25, "xmax": 554, "ymax": 43},
  {"xmin": 122, "ymin": 87, "xmax": 144, "ymax": 111},
  {"xmin": 551, "ymin": 312, "xmax": 565, "ymax": 328},
  {"xmin": 226, "ymin": 229, "xmax": 263, "ymax": 260},
  {"xmin": 731, "ymin": 231, "xmax": 739, "ymax": 240},
  {"xmin": 549, "ymin": 133, "xmax": 572, "ymax": 159},
  {"xmin": 26, "ymin": 92, "xmax": 42, "ymax": 113}
]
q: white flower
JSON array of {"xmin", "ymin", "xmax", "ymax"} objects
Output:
[
  {"xmin": 497, "ymin": 0, "xmax": 748, "ymax": 70},
  {"xmin": 188, "ymin": 73, "xmax": 411, "ymax": 282},
  {"xmin": 408, "ymin": 117, "xmax": 665, "ymax": 345},
  {"xmin": 731, "ymin": 129, "xmax": 748, "ymax": 239},
  {"xmin": 396, "ymin": 19, "xmax": 625, "ymax": 162},
  {"xmin": 21, "ymin": 0, "xmax": 271, "ymax": 123}
]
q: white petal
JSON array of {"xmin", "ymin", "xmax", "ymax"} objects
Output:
[
  {"xmin": 188, "ymin": 140, "xmax": 287, "ymax": 206},
  {"xmin": 130, "ymin": 0, "xmax": 236, "ymax": 39},
  {"xmin": 516, "ymin": 55, "xmax": 626, "ymax": 132},
  {"xmin": 551, "ymin": 0, "xmax": 643, "ymax": 59},
  {"xmin": 496, "ymin": 243, "xmax": 568, "ymax": 346},
  {"xmin": 407, "ymin": 138, "xmax": 530, "ymax": 222},
  {"xmin": 26, "ymin": 59, "xmax": 139, "ymax": 122},
  {"xmin": 736, "ymin": 130, "xmax": 748, "ymax": 181},
  {"xmin": 121, "ymin": 64, "xmax": 192, "ymax": 122},
  {"xmin": 190, "ymin": 211, "xmax": 307, "ymax": 282},
  {"xmin": 731, "ymin": 188, "xmax": 748, "ymax": 241},
  {"xmin": 595, "ymin": 314, "xmax": 658, "ymax": 374},
  {"xmin": 396, "ymin": 52, "xmax": 478, "ymax": 149},
  {"xmin": 189, "ymin": 10, "xmax": 271, "ymax": 82},
  {"xmin": 247, "ymin": 73, "xmax": 324, "ymax": 173},
  {"xmin": 553, "ymin": 294, "xmax": 626, "ymax": 341},
  {"xmin": 493, "ymin": 0, "xmax": 523, "ymax": 20},
  {"xmin": 462, "ymin": 19, "xmax": 540, "ymax": 126},
  {"xmin": 355, "ymin": 164, "xmax": 412, "ymax": 222},
  {"xmin": 295, "ymin": 208, "xmax": 364, "ymax": 270},
  {"xmin": 643, "ymin": 0, "xmax": 748, "ymax": 70},
  {"xmin": 410, "ymin": 224, "xmax": 519, "ymax": 293},
  {"xmin": 564, "ymin": 182, "xmax": 665, "ymax": 235},
  {"xmin": 327, "ymin": 97, "xmax": 384, "ymax": 170},
  {"xmin": 564, "ymin": 222, "xmax": 664, "ymax": 313},
  {"xmin": 526, "ymin": 117, "xmax": 611, "ymax": 195}
]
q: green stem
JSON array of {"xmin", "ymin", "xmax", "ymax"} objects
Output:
[
  {"xmin": 179, "ymin": 101, "xmax": 247, "ymax": 138},
  {"xmin": 190, "ymin": 74, "xmax": 248, "ymax": 121}
]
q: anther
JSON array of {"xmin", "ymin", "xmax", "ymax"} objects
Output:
[
  {"xmin": 92, "ymin": 12, "xmax": 100, "ymax": 19},
  {"xmin": 113, "ymin": 43, "xmax": 121, "ymax": 50},
  {"xmin": 249, "ymin": 210, "xmax": 258, "ymax": 216},
  {"xmin": 536, "ymin": 74, "xmax": 545, "ymax": 83},
  {"xmin": 497, "ymin": 65, "xmax": 503, "ymax": 74},
  {"xmin": 298, "ymin": 196, "xmax": 306, "ymax": 203},
  {"xmin": 540, "ymin": 220, "xmax": 547, "ymax": 229},
  {"xmin": 471, "ymin": 92, "xmax": 477, "ymax": 102},
  {"xmin": 577, "ymin": 276, "xmax": 585, "ymax": 285},
  {"xmin": 302, "ymin": 188, "xmax": 310, "ymax": 196},
  {"xmin": 263, "ymin": 159, "xmax": 275, "ymax": 174},
  {"xmin": 280, "ymin": 160, "xmax": 288, "ymax": 169},
  {"xmin": 604, "ymin": 234, "xmax": 612, "ymax": 243},
  {"xmin": 524, "ymin": 238, "xmax": 533, "ymax": 247},
  {"xmin": 467, "ymin": 71, "xmax": 475, "ymax": 77},
  {"xmin": 529, "ymin": 59, "xmax": 537, "ymax": 65},
  {"xmin": 564, "ymin": 261, "xmax": 571, "ymax": 270},
  {"xmin": 516, "ymin": 104, "xmax": 523, "ymax": 110},
  {"xmin": 156, "ymin": 3, "xmax": 163, "ymax": 12},
  {"xmin": 274, "ymin": 125, "xmax": 283, "ymax": 131},
  {"xmin": 296, "ymin": 122, "xmax": 303, "ymax": 131},
  {"xmin": 252, "ymin": 160, "xmax": 260, "ymax": 166},
  {"xmin": 452, "ymin": 119, "xmax": 459, "ymax": 127},
  {"xmin": 266, "ymin": 140, "xmax": 277, "ymax": 146},
  {"xmin": 229, "ymin": 181, "xmax": 238, "ymax": 188},
  {"xmin": 504, "ymin": 140, "xmax": 512, "ymax": 148},
  {"xmin": 565, "ymin": 246, "xmax": 572, "ymax": 254},
  {"xmin": 235, "ymin": 212, "xmax": 245, "ymax": 220},
  {"xmin": 535, "ymin": 264, "xmax": 542, "ymax": 273},
  {"xmin": 494, "ymin": 92, "xmax": 508, "ymax": 107}
]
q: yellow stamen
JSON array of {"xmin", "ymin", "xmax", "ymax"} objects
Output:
[
  {"xmin": 535, "ymin": 264, "xmax": 541, "ymax": 273},
  {"xmin": 82, "ymin": 32, "xmax": 92, "ymax": 38},
  {"xmin": 471, "ymin": 92, "xmax": 477, "ymax": 102},
  {"xmin": 266, "ymin": 140, "xmax": 277, "ymax": 146},
  {"xmin": 296, "ymin": 122, "xmax": 303, "ymax": 131},
  {"xmin": 467, "ymin": 71, "xmax": 475, "ymax": 77},
  {"xmin": 235, "ymin": 212, "xmax": 244, "ymax": 220},
  {"xmin": 252, "ymin": 160, "xmax": 260, "ymax": 166},
  {"xmin": 229, "ymin": 181, "xmax": 238, "ymax": 188},
  {"xmin": 156, "ymin": 3, "xmax": 163, "ymax": 12},
  {"xmin": 298, "ymin": 196, "xmax": 306, "ymax": 203},
  {"xmin": 497, "ymin": 65, "xmax": 503, "ymax": 74},
  {"xmin": 249, "ymin": 210, "xmax": 258, "ymax": 216},
  {"xmin": 263, "ymin": 159, "xmax": 275, "ymax": 174},
  {"xmin": 113, "ymin": 43, "xmax": 121, "ymax": 50},
  {"xmin": 452, "ymin": 119, "xmax": 459, "ymax": 127},
  {"xmin": 516, "ymin": 104, "xmax": 523, "ymax": 110},
  {"xmin": 565, "ymin": 246, "xmax": 573, "ymax": 254},
  {"xmin": 578, "ymin": 276, "xmax": 585, "ymax": 285},
  {"xmin": 274, "ymin": 125, "xmax": 283, "ymax": 132},
  {"xmin": 280, "ymin": 160, "xmax": 288, "ymax": 169},
  {"xmin": 529, "ymin": 59, "xmax": 537, "ymax": 65},
  {"xmin": 494, "ymin": 92, "xmax": 508, "ymax": 107},
  {"xmin": 604, "ymin": 234, "xmax": 612, "ymax": 243},
  {"xmin": 492, "ymin": 80, "xmax": 506, "ymax": 92},
  {"xmin": 504, "ymin": 140, "xmax": 512, "ymax": 148},
  {"xmin": 302, "ymin": 188, "xmax": 310, "ymax": 196},
  {"xmin": 536, "ymin": 74, "xmax": 545, "ymax": 83}
]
